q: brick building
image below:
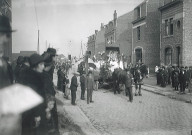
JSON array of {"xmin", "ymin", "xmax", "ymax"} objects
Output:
[
  {"xmin": 0, "ymin": 0, "xmax": 12, "ymax": 60},
  {"xmin": 95, "ymin": 24, "xmax": 105, "ymax": 58},
  {"xmin": 105, "ymin": 10, "xmax": 133, "ymax": 63},
  {"xmin": 132, "ymin": 0, "xmax": 161, "ymax": 72},
  {"xmin": 87, "ymin": 10, "xmax": 134, "ymax": 63},
  {"xmin": 159, "ymin": 0, "xmax": 192, "ymax": 67},
  {"xmin": 87, "ymin": 34, "xmax": 96, "ymax": 58}
]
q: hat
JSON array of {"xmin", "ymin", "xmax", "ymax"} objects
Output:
[
  {"xmin": 29, "ymin": 53, "xmax": 44, "ymax": 67},
  {"xmin": 17, "ymin": 56, "xmax": 24, "ymax": 65},
  {"xmin": 0, "ymin": 16, "xmax": 16, "ymax": 33},
  {"xmin": 47, "ymin": 48, "xmax": 57, "ymax": 56},
  {"xmin": 41, "ymin": 52, "xmax": 53, "ymax": 66}
]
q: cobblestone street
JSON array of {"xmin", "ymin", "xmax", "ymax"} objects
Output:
[{"xmin": 74, "ymin": 88, "xmax": 192, "ymax": 135}]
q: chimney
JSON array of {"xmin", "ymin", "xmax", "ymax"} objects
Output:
[
  {"xmin": 114, "ymin": 10, "xmax": 117, "ymax": 26},
  {"xmin": 95, "ymin": 30, "xmax": 98, "ymax": 34},
  {"xmin": 100, "ymin": 23, "xmax": 104, "ymax": 30}
]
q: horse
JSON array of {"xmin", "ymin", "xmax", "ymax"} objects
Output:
[
  {"xmin": 112, "ymin": 64, "xmax": 148, "ymax": 94},
  {"xmin": 112, "ymin": 68, "xmax": 127, "ymax": 94}
]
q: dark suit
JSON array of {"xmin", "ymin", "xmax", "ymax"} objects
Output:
[
  {"xmin": 86, "ymin": 76, "xmax": 94, "ymax": 104},
  {"xmin": 70, "ymin": 75, "xmax": 78, "ymax": 104},
  {"xmin": 179, "ymin": 70, "xmax": 187, "ymax": 93},
  {"xmin": 80, "ymin": 75, "xmax": 86, "ymax": 99},
  {"xmin": 125, "ymin": 73, "xmax": 133, "ymax": 102}
]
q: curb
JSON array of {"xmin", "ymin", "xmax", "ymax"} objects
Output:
[
  {"xmin": 142, "ymin": 85, "xmax": 192, "ymax": 104},
  {"xmin": 56, "ymin": 91, "xmax": 101, "ymax": 135}
]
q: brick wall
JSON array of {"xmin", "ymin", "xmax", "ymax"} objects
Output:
[
  {"xmin": 116, "ymin": 11, "xmax": 133, "ymax": 63},
  {"xmin": 87, "ymin": 35, "xmax": 96, "ymax": 58},
  {"xmin": 160, "ymin": 2, "xmax": 183, "ymax": 66},
  {"xmin": 183, "ymin": 0, "xmax": 192, "ymax": 66},
  {"xmin": 95, "ymin": 29, "xmax": 105, "ymax": 59},
  {"xmin": 132, "ymin": 0, "xmax": 161, "ymax": 73}
]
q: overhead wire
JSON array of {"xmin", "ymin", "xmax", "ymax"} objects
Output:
[{"xmin": 33, "ymin": 0, "xmax": 39, "ymax": 30}]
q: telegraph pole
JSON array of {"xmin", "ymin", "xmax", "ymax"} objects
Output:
[{"xmin": 37, "ymin": 30, "xmax": 40, "ymax": 54}]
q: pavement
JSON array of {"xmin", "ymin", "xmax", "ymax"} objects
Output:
[
  {"xmin": 54, "ymin": 69, "xmax": 192, "ymax": 135},
  {"xmin": 143, "ymin": 76, "xmax": 192, "ymax": 104}
]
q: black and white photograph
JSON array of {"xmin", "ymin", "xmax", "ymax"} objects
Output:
[{"xmin": 0, "ymin": 0, "xmax": 192, "ymax": 135}]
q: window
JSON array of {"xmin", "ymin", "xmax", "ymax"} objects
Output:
[
  {"xmin": 165, "ymin": 48, "xmax": 172, "ymax": 66},
  {"xmin": 137, "ymin": 26, "xmax": 141, "ymax": 40},
  {"xmin": 165, "ymin": 18, "xmax": 174, "ymax": 36},
  {"xmin": 177, "ymin": 20, "xmax": 181, "ymax": 29},
  {"xmin": 170, "ymin": 18, "xmax": 173, "ymax": 35},
  {"xmin": 176, "ymin": 46, "xmax": 180, "ymax": 66},
  {"xmin": 135, "ymin": 48, "xmax": 142, "ymax": 62},
  {"xmin": 165, "ymin": 19, "xmax": 169, "ymax": 36},
  {"xmin": 137, "ymin": 7, "xmax": 141, "ymax": 19}
]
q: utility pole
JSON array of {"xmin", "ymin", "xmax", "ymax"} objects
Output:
[
  {"xmin": 79, "ymin": 41, "xmax": 84, "ymax": 59},
  {"xmin": 46, "ymin": 40, "xmax": 47, "ymax": 50},
  {"xmin": 37, "ymin": 30, "xmax": 40, "ymax": 54}
]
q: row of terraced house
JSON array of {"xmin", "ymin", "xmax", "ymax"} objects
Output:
[{"xmin": 87, "ymin": 0, "xmax": 192, "ymax": 73}]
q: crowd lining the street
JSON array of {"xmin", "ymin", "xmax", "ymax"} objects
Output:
[{"xmin": 155, "ymin": 66, "xmax": 192, "ymax": 94}]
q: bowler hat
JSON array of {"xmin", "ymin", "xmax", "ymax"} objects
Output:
[
  {"xmin": 29, "ymin": 53, "xmax": 44, "ymax": 67},
  {"xmin": 47, "ymin": 48, "xmax": 57, "ymax": 56},
  {"xmin": 0, "ymin": 16, "xmax": 16, "ymax": 33}
]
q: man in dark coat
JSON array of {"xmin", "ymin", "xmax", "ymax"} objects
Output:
[
  {"xmin": 57, "ymin": 66, "xmax": 62, "ymax": 90},
  {"xmin": 46, "ymin": 48, "xmax": 57, "ymax": 81},
  {"xmin": 171, "ymin": 66, "xmax": 175, "ymax": 88},
  {"xmin": 70, "ymin": 71, "xmax": 78, "ymax": 105},
  {"xmin": 14, "ymin": 56, "xmax": 24, "ymax": 83},
  {"xmin": 80, "ymin": 72, "xmax": 86, "ymax": 100},
  {"xmin": 18, "ymin": 57, "xmax": 30, "ymax": 84},
  {"xmin": 125, "ymin": 69, "xmax": 133, "ymax": 102},
  {"xmin": 86, "ymin": 71, "xmax": 94, "ymax": 104},
  {"xmin": 179, "ymin": 67, "xmax": 187, "ymax": 94}
]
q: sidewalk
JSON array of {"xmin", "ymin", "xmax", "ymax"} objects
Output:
[
  {"xmin": 53, "ymin": 70, "xmax": 101, "ymax": 135},
  {"xmin": 56, "ymin": 92, "xmax": 101, "ymax": 135},
  {"xmin": 143, "ymin": 76, "xmax": 192, "ymax": 104}
]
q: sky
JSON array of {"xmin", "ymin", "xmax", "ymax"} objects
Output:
[{"xmin": 12, "ymin": 0, "xmax": 144, "ymax": 57}]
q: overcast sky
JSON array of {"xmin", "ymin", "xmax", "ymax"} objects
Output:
[{"xmin": 12, "ymin": 0, "xmax": 143, "ymax": 57}]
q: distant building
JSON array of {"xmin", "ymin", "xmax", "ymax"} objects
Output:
[
  {"xmin": 132, "ymin": 0, "xmax": 161, "ymax": 71},
  {"xmin": 87, "ymin": 10, "xmax": 134, "ymax": 62},
  {"xmin": 159, "ymin": 0, "xmax": 192, "ymax": 66},
  {"xmin": 95, "ymin": 24, "xmax": 105, "ymax": 59},
  {"xmin": 105, "ymin": 10, "xmax": 134, "ymax": 63},
  {"xmin": 0, "ymin": 0, "xmax": 12, "ymax": 59},
  {"xmin": 87, "ymin": 33, "xmax": 96, "ymax": 58}
]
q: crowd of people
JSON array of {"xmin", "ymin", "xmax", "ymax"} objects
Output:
[
  {"xmin": 13, "ymin": 48, "xmax": 60, "ymax": 135},
  {"xmin": 155, "ymin": 66, "xmax": 192, "ymax": 94},
  {"xmin": 0, "ymin": 21, "xmax": 60, "ymax": 134}
]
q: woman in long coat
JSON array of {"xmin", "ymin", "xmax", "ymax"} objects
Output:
[{"xmin": 22, "ymin": 54, "xmax": 47, "ymax": 135}]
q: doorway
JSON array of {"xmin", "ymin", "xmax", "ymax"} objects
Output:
[{"xmin": 135, "ymin": 48, "xmax": 142, "ymax": 63}]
